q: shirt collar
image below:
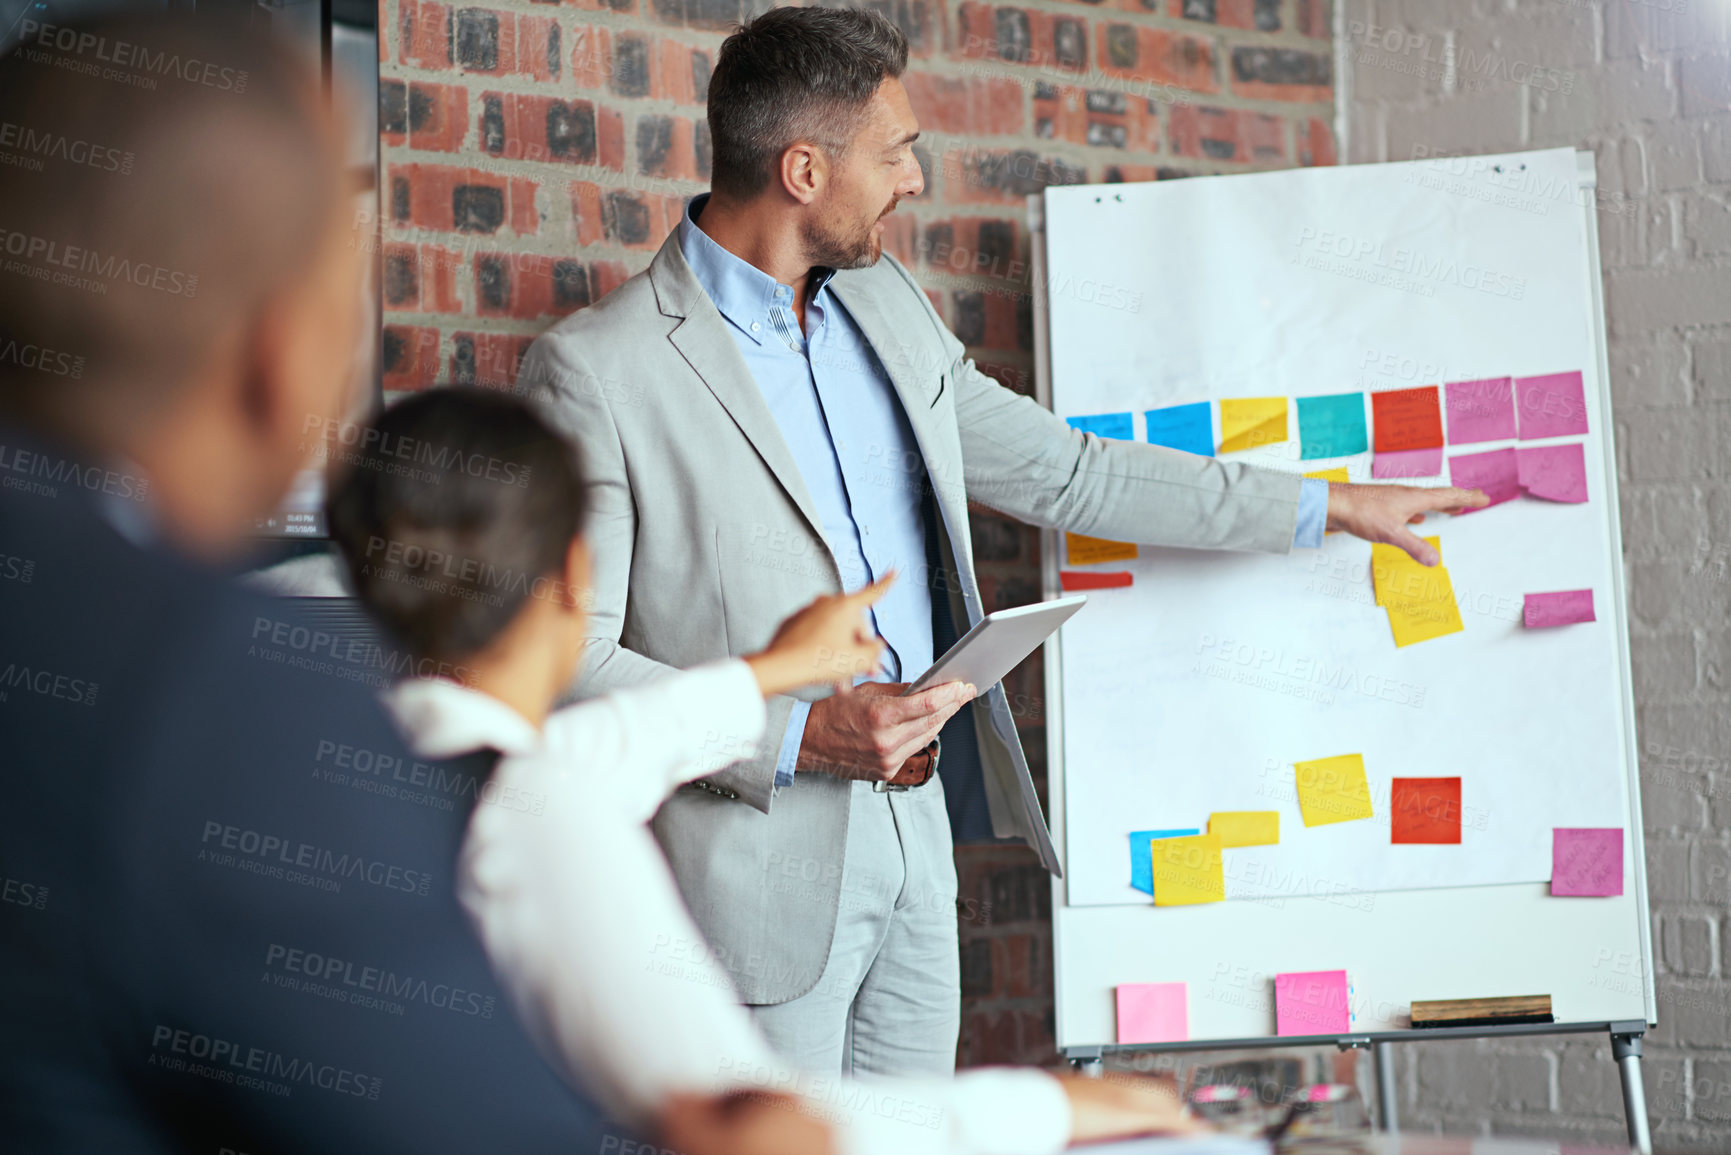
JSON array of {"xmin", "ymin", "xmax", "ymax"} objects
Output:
[
  {"xmin": 380, "ymin": 677, "xmax": 541, "ymax": 761},
  {"xmin": 678, "ymin": 194, "xmax": 834, "ymax": 346}
]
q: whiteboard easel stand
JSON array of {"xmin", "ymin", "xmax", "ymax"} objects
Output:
[
  {"xmin": 1057, "ymin": 1019, "xmax": 1647, "ymax": 1151},
  {"xmin": 1026, "ymin": 151, "xmax": 1652, "ymax": 1154}
]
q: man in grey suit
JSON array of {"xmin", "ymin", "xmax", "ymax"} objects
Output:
[{"xmin": 522, "ymin": 6, "xmax": 1482, "ymax": 1078}]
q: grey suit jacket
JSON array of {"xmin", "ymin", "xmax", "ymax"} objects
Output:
[{"xmin": 520, "ymin": 229, "xmax": 1302, "ymax": 1003}]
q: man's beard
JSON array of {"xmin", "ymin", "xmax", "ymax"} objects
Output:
[{"xmin": 803, "ymin": 198, "xmax": 897, "ymax": 271}]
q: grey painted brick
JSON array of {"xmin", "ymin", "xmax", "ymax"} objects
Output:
[
  {"xmin": 1605, "ymin": 0, "xmax": 1731, "ymax": 61},
  {"xmin": 1495, "ymin": 1051, "xmax": 1556, "ymax": 1111},
  {"xmin": 1630, "ymin": 560, "xmax": 1731, "ymax": 635},
  {"xmin": 1692, "ymin": 1058, "xmax": 1731, "ymax": 1123},
  {"xmin": 1609, "ymin": 265, "xmax": 1731, "ymax": 337},
  {"xmin": 1680, "ymin": 54, "xmax": 1731, "ymax": 119},
  {"xmin": 1629, "ymin": 632, "xmax": 1699, "ymax": 699},
  {"xmin": 1682, "ymin": 189, "xmax": 1731, "ymax": 257},
  {"xmin": 1621, "ymin": 404, "xmax": 1731, "ymax": 479},
  {"xmin": 1704, "ymin": 114, "xmax": 1731, "ymax": 183},
  {"xmin": 1645, "ymin": 118, "xmax": 1708, "ymax": 193},
  {"xmin": 1559, "ymin": 1043, "xmax": 1628, "ymax": 1118},
  {"xmin": 1385, "ymin": 87, "xmax": 1525, "ymax": 159},
  {"xmin": 1648, "ymin": 838, "xmax": 1691, "ymax": 903},
  {"xmin": 1618, "ymin": 484, "xmax": 1707, "ymax": 561},
  {"xmin": 1642, "ymin": 758, "xmax": 1711, "ymax": 831},
  {"xmin": 1692, "ymin": 839, "xmax": 1731, "ymax": 902},
  {"xmin": 1700, "ymin": 630, "xmax": 1731, "ymax": 693},
  {"xmin": 1661, "ymin": 913, "xmax": 1718, "ymax": 976},
  {"xmin": 1611, "ymin": 332, "xmax": 1691, "ymax": 409},
  {"xmin": 1694, "ymin": 336, "xmax": 1731, "ymax": 401},
  {"xmin": 1645, "ymin": 1053, "xmax": 1692, "ymax": 1123},
  {"xmin": 1416, "ymin": 1041, "xmax": 1498, "ymax": 1105}
]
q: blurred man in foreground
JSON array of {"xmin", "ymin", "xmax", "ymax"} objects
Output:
[{"xmin": 0, "ymin": 15, "xmax": 662, "ymax": 1152}]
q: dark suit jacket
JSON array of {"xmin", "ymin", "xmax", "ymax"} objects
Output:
[{"xmin": 0, "ymin": 426, "xmax": 608, "ymax": 1153}]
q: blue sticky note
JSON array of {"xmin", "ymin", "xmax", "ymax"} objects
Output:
[
  {"xmin": 1130, "ymin": 828, "xmax": 1203, "ymax": 895},
  {"xmin": 1067, "ymin": 412, "xmax": 1134, "ymax": 441},
  {"xmin": 1296, "ymin": 393, "xmax": 1368, "ymax": 460},
  {"xmin": 1144, "ymin": 402, "xmax": 1214, "ymax": 456}
]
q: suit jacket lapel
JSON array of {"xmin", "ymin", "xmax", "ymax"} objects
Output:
[{"xmin": 648, "ymin": 234, "xmax": 829, "ymax": 550}]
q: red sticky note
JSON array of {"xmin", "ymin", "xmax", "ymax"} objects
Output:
[
  {"xmin": 1371, "ymin": 447, "xmax": 1442, "ymax": 479},
  {"xmin": 1448, "ymin": 447, "xmax": 1521, "ymax": 509},
  {"xmin": 1445, "ymin": 377, "xmax": 1517, "ymax": 444},
  {"xmin": 1517, "ymin": 443, "xmax": 1588, "ymax": 503},
  {"xmin": 1552, "ymin": 828, "xmax": 1623, "ymax": 896},
  {"xmin": 1391, "ymin": 778, "xmax": 1463, "ymax": 844},
  {"xmin": 1116, "ymin": 982, "xmax": 1188, "ymax": 1044},
  {"xmin": 1275, "ymin": 970, "xmax": 1351, "ymax": 1036},
  {"xmin": 1371, "ymin": 387, "xmax": 1444, "ymax": 453},
  {"xmin": 1516, "ymin": 371, "xmax": 1589, "ymax": 439},
  {"xmin": 1524, "ymin": 589, "xmax": 1595, "ymax": 628},
  {"xmin": 1060, "ymin": 570, "xmax": 1132, "ymax": 591}
]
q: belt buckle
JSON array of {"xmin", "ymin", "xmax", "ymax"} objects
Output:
[{"xmin": 872, "ymin": 780, "xmax": 910, "ymax": 793}]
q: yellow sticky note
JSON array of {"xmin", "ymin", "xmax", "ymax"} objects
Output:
[
  {"xmin": 1293, "ymin": 754, "xmax": 1374, "ymax": 827},
  {"xmin": 1371, "ymin": 537, "xmax": 1441, "ymax": 606},
  {"xmin": 1066, "ymin": 533, "xmax": 1139, "ymax": 566},
  {"xmin": 1151, "ymin": 832, "xmax": 1225, "ymax": 906},
  {"xmin": 1208, "ymin": 811, "xmax": 1280, "ymax": 848},
  {"xmin": 1384, "ymin": 564, "xmax": 1465, "ymax": 647},
  {"xmin": 1218, "ymin": 398, "xmax": 1289, "ymax": 454}
]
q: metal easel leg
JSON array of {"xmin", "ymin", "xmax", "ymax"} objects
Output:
[
  {"xmin": 1372, "ymin": 1041, "xmax": 1398, "ymax": 1132},
  {"xmin": 1612, "ymin": 1030, "xmax": 1652, "ymax": 1155}
]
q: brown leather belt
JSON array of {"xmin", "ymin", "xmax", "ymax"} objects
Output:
[{"xmin": 873, "ymin": 736, "xmax": 940, "ymax": 793}]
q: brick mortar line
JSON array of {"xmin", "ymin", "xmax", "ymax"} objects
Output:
[{"xmin": 376, "ymin": 56, "xmax": 1336, "ymax": 120}]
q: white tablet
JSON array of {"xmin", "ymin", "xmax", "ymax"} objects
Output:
[{"xmin": 901, "ymin": 594, "xmax": 1088, "ymax": 696}]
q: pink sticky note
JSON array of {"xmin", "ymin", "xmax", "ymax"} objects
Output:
[
  {"xmin": 1275, "ymin": 970, "xmax": 1351, "ymax": 1037},
  {"xmin": 1517, "ymin": 443, "xmax": 1588, "ymax": 503},
  {"xmin": 1116, "ymin": 982, "xmax": 1188, "ymax": 1044},
  {"xmin": 1371, "ymin": 447, "xmax": 1443, "ymax": 479},
  {"xmin": 1552, "ymin": 828, "xmax": 1623, "ymax": 896},
  {"xmin": 1445, "ymin": 377, "xmax": 1516, "ymax": 444},
  {"xmin": 1516, "ymin": 371, "xmax": 1589, "ymax": 439},
  {"xmin": 1524, "ymin": 589, "xmax": 1595, "ymax": 628},
  {"xmin": 1448, "ymin": 447, "xmax": 1521, "ymax": 509}
]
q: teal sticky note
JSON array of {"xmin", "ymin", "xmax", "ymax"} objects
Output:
[
  {"xmin": 1297, "ymin": 393, "xmax": 1368, "ymax": 460},
  {"xmin": 1144, "ymin": 402, "xmax": 1214, "ymax": 457},
  {"xmin": 1130, "ymin": 828, "xmax": 1202, "ymax": 895},
  {"xmin": 1068, "ymin": 412, "xmax": 1134, "ymax": 441}
]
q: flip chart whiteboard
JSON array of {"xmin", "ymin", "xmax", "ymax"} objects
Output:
[{"xmin": 1032, "ymin": 149, "xmax": 1654, "ymax": 1047}]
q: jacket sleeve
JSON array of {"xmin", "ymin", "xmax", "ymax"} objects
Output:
[
  {"xmin": 519, "ymin": 330, "xmax": 787, "ymax": 813},
  {"xmin": 885, "ymin": 258, "xmax": 1303, "ymax": 553}
]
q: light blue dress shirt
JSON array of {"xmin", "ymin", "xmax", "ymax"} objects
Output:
[{"xmin": 678, "ymin": 196, "xmax": 1330, "ymax": 788}]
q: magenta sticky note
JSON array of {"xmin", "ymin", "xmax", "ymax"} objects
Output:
[
  {"xmin": 1371, "ymin": 447, "xmax": 1443, "ymax": 479},
  {"xmin": 1445, "ymin": 377, "xmax": 1516, "ymax": 444},
  {"xmin": 1552, "ymin": 828, "xmax": 1623, "ymax": 896},
  {"xmin": 1524, "ymin": 589, "xmax": 1595, "ymax": 628},
  {"xmin": 1517, "ymin": 443, "xmax": 1588, "ymax": 503},
  {"xmin": 1116, "ymin": 982, "xmax": 1188, "ymax": 1044},
  {"xmin": 1516, "ymin": 371, "xmax": 1589, "ymax": 440},
  {"xmin": 1275, "ymin": 970, "xmax": 1351, "ymax": 1036},
  {"xmin": 1448, "ymin": 447, "xmax": 1521, "ymax": 510}
]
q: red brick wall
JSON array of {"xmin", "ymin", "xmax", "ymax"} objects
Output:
[{"xmin": 376, "ymin": 0, "xmax": 1337, "ymax": 1068}]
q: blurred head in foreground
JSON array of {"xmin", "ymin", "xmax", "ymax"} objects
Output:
[{"xmin": 0, "ymin": 13, "xmax": 360, "ymax": 556}]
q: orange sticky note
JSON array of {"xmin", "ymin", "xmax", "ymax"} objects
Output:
[
  {"xmin": 1371, "ymin": 387, "xmax": 1444, "ymax": 453},
  {"xmin": 1066, "ymin": 533, "xmax": 1138, "ymax": 566}
]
